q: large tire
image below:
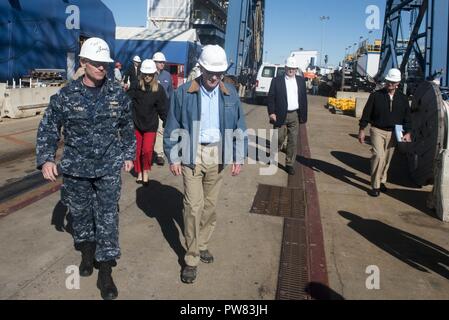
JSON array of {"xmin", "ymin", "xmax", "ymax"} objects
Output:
[{"xmin": 407, "ymin": 81, "xmax": 444, "ymax": 186}]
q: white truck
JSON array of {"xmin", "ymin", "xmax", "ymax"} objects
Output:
[
  {"xmin": 289, "ymin": 50, "xmax": 318, "ymax": 72},
  {"xmin": 253, "ymin": 63, "xmax": 285, "ymax": 104}
]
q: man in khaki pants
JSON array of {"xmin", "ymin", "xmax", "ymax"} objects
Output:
[
  {"xmin": 359, "ymin": 68, "xmax": 412, "ymax": 197},
  {"xmin": 164, "ymin": 45, "xmax": 247, "ymax": 283},
  {"xmin": 153, "ymin": 52, "xmax": 173, "ymax": 166}
]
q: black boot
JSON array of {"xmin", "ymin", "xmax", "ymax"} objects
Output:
[
  {"xmin": 97, "ymin": 261, "xmax": 118, "ymax": 300},
  {"xmin": 78, "ymin": 242, "xmax": 95, "ymax": 277}
]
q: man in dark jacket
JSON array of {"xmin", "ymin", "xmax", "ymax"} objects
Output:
[
  {"xmin": 267, "ymin": 57, "xmax": 308, "ymax": 175},
  {"xmin": 123, "ymin": 56, "xmax": 141, "ymax": 91},
  {"xmin": 358, "ymin": 68, "xmax": 412, "ymax": 197},
  {"xmin": 152, "ymin": 52, "xmax": 173, "ymax": 166}
]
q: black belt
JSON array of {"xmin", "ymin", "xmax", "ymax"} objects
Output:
[
  {"xmin": 373, "ymin": 125, "xmax": 393, "ymax": 132},
  {"xmin": 287, "ymin": 109, "xmax": 299, "ymax": 113}
]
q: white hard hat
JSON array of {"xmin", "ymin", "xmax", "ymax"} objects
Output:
[
  {"xmin": 153, "ymin": 52, "xmax": 167, "ymax": 62},
  {"xmin": 140, "ymin": 59, "xmax": 157, "ymax": 74},
  {"xmin": 385, "ymin": 68, "xmax": 401, "ymax": 82},
  {"xmin": 285, "ymin": 57, "xmax": 299, "ymax": 69},
  {"xmin": 79, "ymin": 37, "xmax": 113, "ymax": 63},
  {"xmin": 198, "ymin": 45, "xmax": 228, "ymax": 73},
  {"xmin": 133, "ymin": 56, "xmax": 142, "ymax": 63}
]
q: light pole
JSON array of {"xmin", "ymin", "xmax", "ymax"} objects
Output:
[
  {"xmin": 341, "ymin": 46, "xmax": 351, "ymax": 91},
  {"xmin": 367, "ymin": 30, "xmax": 373, "ymax": 43},
  {"xmin": 319, "ymin": 16, "xmax": 330, "ymax": 68}
]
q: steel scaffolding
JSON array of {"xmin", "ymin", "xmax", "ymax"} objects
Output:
[{"xmin": 378, "ymin": 0, "xmax": 449, "ymax": 88}]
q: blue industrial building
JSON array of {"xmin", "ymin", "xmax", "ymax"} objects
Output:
[
  {"xmin": 0, "ymin": 0, "xmax": 116, "ymax": 82},
  {"xmin": 0, "ymin": 0, "xmax": 265, "ymax": 84},
  {"xmin": 115, "ymin": 27, "xmax": 201, "ymax": 87}
]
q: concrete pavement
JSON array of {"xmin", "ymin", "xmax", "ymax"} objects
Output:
[
  {"xmin": 1, "ymin": 96, "xmax": 449, "ymax": 300},
  {"xmin": 306, "ymin": 96, "xmax": 449, "ymax": 300},
  {"xmin": 0, "ymin": 103, "xmax": 285, "ymax": 300}
]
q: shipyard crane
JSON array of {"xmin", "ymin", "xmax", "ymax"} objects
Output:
[{"xmin": 224, "ymin": 0, "xmax": 265, "ymax": 78}]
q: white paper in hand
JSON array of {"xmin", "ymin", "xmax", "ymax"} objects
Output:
[{"xmin": 395, "ymin": 125, "xmax": 404, "ymax": 142}]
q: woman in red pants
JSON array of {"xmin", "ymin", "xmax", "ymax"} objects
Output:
[{"xmin": 128, "ymin": 59, "xmax": 168, "ymax": 184}]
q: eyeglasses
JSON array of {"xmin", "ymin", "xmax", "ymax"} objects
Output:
[
  {"xmin": 203, "ymin": 70, "xmax": 224, "ymax": 78},
  {"xmin": 142, "ymin": 73, "xmax": 154, "ymax": 77},
  {"xmin": 155, "ymin": 61, "xmax": 165, "ymax": 64},
  {"xmin": 387, "ymin": 81, "xmax": 400, "ymax": 85},
  {"xmin": 87, "ymin": 60, "xmax": 109, "ymax": 69}
]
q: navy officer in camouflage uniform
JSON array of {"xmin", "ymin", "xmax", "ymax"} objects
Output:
[{"xmin": 36, "ymin": 38, "xmax": 136, "ymax": 300}]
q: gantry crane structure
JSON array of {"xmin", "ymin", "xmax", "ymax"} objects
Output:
[{"xmin": 377, "ymin": 0, "xmax": 449, "ymax": 92}]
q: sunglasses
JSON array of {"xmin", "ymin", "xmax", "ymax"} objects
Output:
[
  {"xmin": 203, "ymin": 70, "xmax": 224, "ymax": 78},
  {"xmin": 87, "ymin": 60, "xmax": 109, "ymax": 69}
]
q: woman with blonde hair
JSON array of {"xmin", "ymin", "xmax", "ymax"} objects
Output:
[{"xmin": 128, "ymin": 59, "xmax": 168, "ymax": 184}]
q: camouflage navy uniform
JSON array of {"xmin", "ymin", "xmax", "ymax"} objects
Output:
[{"xmin": 36, "ymin": 78, "xmax": 136, "ymax": 262}]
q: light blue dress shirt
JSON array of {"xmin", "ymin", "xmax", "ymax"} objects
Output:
[{"xmin": 199, "ymin": 84, "xmax": 221, "ymax": 144}]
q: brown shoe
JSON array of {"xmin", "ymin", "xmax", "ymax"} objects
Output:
[
  {"xmin": 181, "ymin": 266, "xmax": 197, "ymax": 284},
  {"xmin": 286, "ymin": 166, "xmax": 296, "ymax": 176},
  {"xmin": 200, "ymin": 250, "xmax": 214, "ymax": 264},
  {"xmin": 156, "ymin": 156, "xmax": 165, "ymax": 166}
]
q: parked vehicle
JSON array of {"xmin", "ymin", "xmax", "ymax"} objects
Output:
[{"xmin": 253, "ymin": 63, "xmax": 285, "ymax": 104}]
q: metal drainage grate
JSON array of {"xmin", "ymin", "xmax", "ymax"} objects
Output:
[
  {"xmin": 250, "ymin": 183, "xmax": 310, "ymax": 299},
  {"xmin": 276, "ymin": 217, "xmax": 309, "ymax": 300},
  {"xmin": 250, "ymin": 185, "xmax": 306, "ymax": 219}
]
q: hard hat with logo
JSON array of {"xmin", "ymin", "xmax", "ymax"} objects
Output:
[
  {"xmin": 133, "ymin": 56, "xmax": 142, "ymax": 63},
  {"xmin": 140, "ymin": 59, "xmax": 157, "ymax": 74},
  {"xmin": 79, "ymin": 37, "xmax": 114, "ymax": 63},
  {"xmin": 385, "ymin": 68, "xmax": 402, "ymax": 82},
  {"xmin": 198, "ymin": 45, "xmax": 228, "ymax": 73},
  {"xmin": 285, "ymin": 57, "xmax": 299, "ymax": 69},
  {"xmin": 153, "ymin": 52, "xmax": 167, "ymax": 62}
]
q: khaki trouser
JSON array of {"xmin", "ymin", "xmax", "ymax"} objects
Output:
[
  {"xmin": 154, "ymin": 118, "xmax": 164, "ymax": 157},
  {"xmin": 239, "ymin": 84, "xmax": 246, "ymax": 98},
  {"xmin": 370, "ymin": 127, "xmax": 396, "ymax": 189},
  {"xmin": 277, "ymin": 111, "xmax": 299, "ymax": 167},
  {"xmin": 182, "ymin": 145, "xmax": 224, "ymax": 267}
]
